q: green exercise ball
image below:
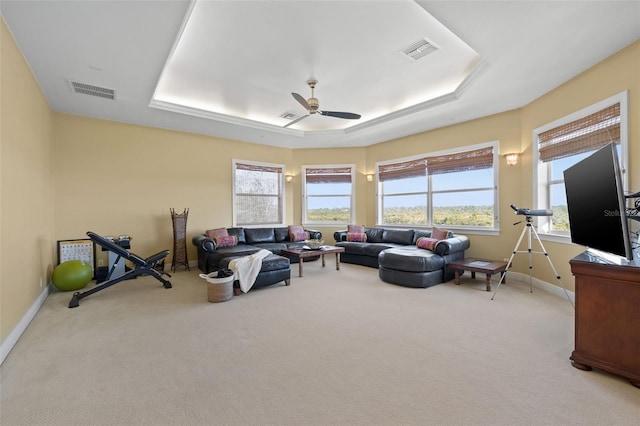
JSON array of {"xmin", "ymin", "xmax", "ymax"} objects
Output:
[{"xmin": 52, "ymin": 260, "xmax": 92, "ymax": 291}]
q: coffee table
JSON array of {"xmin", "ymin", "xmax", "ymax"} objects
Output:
[
  {"xmin": 448, "ymin": 258, "xmax": 507, "ymax": 291},
  {"xmin": 281, "ymin": 246, "xmax": 345, "ymax": 277}
]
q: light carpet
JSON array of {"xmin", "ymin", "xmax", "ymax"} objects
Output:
[{"xmin": 1, "ymin": 263, "xmax": 638, "ymax": 426}]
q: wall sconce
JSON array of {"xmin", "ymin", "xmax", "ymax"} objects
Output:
[
  {"xmin": 285, "ymin": 175, "xmax": 293, "ymax": 183},
  {"xmin": 504, "ymin": 153, "xmax": 519, "ymax": 166},
  {"xmin": 366, "ymin": 174, "xmax": 374, "ymax": 182}
]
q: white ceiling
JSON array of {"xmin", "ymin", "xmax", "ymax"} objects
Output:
[{"xmin": 2, "ymin": 1, "xmax": 639, "ymax": 149}]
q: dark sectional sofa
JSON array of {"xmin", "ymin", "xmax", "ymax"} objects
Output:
[
  {"xmin": 192, "ymin": 227, "xmax": 321, "ymax": 291},
  {"xmin": 334, "ymin": 227, "xmax": 470, "ymax": 288}
]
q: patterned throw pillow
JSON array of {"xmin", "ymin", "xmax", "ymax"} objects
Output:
[
  {"xmin": 347, "ymin": 224, "xmax": 365, "ymax": 234},
  {"xmin": 431, "ymin": 227, "xmax": 449, "ymax": 240},
  {"xmin": 214, "ymin": 235, "xmax": 237, "ymax": 248},
  {"xmin": 346, "ymin": 232, "xmax": 367, "ymax": 242},
  {"xmin": 294, "ymin": 232, "xmax": 310, "ymax": 241},
  {"xmin": 288, "ymin": 225, "xmax": 309, "ymax": 241},
  {"xmin": 416, "ymin": 236, "xmax": 439, "ymax": 251},
  {"xmin": 206, "ymin": 227, "xmax": 228, "ymax": 240}
]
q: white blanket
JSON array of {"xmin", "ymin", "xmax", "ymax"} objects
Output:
[{"xmin": 228, "ymin": 249, "xmax": 271, "ymax": 293}]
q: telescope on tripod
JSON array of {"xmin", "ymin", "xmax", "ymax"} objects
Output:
[{"xmin": 491, "ymin": 204, "xmax": 574, "ymax": 307}]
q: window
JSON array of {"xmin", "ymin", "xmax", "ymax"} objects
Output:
[
  {"xmin": 303, "ymin": 165, "xmax": 354, "ymax": 224},
  {"xmin": 233, "ymin": 160, "xmax": 285, "ymax": 226},
  {"xmin": 533, "ymin": 92, "xmax": 628, "ymax": 236},
  {"xmin": 377, "ymin": 143, "xmax": 498, "ymax": 229}
]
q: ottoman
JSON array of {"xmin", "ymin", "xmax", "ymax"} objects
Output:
[
  {"xmin": 378, "ymin": 246, "xmax": 446, "ymax": 288},
  {"xmin": 219, "ymin": 253, "xmax": 291, "ymax": 295}
]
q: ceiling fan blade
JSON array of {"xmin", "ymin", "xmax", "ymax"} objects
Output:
[
  {"xmin": 292, "ymin": 92, "xmax": 310, "ymax": 110},
  {"xmin": 319, "ymin": 110, "xmax": 361, "ymax": 120},
  {"xmin": 283, "ymin": 114, "xmax": 309, "ymax": 128}
]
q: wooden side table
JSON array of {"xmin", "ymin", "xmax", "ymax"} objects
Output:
[{"xmin": 448, "ymin": 258, "xmax": 507, "ymax": 291}]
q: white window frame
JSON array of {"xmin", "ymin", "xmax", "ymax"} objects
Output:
[
  {"xmin": 232, "ymin": 159, "xmax": 286, "ymax": 227},
  {"xmin": 533, "ymin": 91, "xmax": 629, "ymax": 242},
  {"xmin": 375, "ymin": 141, "xmax": 499, "ymax": 233},
  {"xmin": 302, "ymin": 164, "xmax": 355, "ymax": 226}
]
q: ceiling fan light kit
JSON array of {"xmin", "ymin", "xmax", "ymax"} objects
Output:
[{"xmin": 286, "ymin": 79, "xmax": 361, "ymax": 127}]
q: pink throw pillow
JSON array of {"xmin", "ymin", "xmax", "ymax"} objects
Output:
[
  {"xmin": 214, "ymin": 235, "xmax": 237, "ymax": 248},
  {"xmin": 293, "ymin": 231, "xmax": 310, "ymax": 242},
  {"xmin": 288, "ymin": 225, "xmax": 305, "ymax": 241},
  {"xmin": 206, "ymin": 227, "xmax": 228, "ymax": 240},
  {"xmin": 431, "ymin": 227, "xmax": 449, "ymax": 240},
  {"xmin": 416, "ymin": 237, "xmax": 439, "ymax": 251},
  {"xmin": 347, "ymin": 224, "xmax": 365, "ymax": 234},
  {"xmin": 346, "ymin": 232, "xmax": 367, "ymax": 242}
]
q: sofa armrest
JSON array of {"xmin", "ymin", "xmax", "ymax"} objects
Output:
[
  {"xmin": 435, "ymin": 235, "xmax": 470, "ymax": 256},
  {"xmin": 305, "ymin": 229, "xmax": 323, "ymax": 240},
  {"xmin": 333, "ymin": 230, "xmax": 348, "ymax": 242},
  {"xmin": 192, "ymin": 234, "xmax": 216, "ymax": 252}
]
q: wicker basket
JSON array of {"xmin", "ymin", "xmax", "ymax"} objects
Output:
[{"xmin": 200, "ymin": 272, "xmax": 235, "ymax": 303}]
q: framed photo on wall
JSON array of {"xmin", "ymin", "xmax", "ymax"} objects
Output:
[{"xmin": 57, "ymin": 239, "xmax": 96, "ymax": 276}]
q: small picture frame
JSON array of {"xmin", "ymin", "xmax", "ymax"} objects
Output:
[{"xmin": 57, "ymin": 239, "xmax": 96, "ymax": 277}]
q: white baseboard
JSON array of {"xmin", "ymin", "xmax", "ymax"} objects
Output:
[
  {"xmin": 506, "ymin": 271, "xmax": 575, "ymax": 305},
  {"xmin": 1, "ymin": 282, "xmax": 52, "ymax": 365}
]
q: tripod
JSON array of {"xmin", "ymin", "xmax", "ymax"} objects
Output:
[{"xmin": 491, "ymin": 214, "xmax": 574, "ymax": 308}]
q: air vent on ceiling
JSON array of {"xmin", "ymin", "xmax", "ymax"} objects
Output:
[
  {"xmin": 280, "ymin": 112, "xmax": 298, "ymax": 120},
  {"xmin": 68, "ymin": 80, "xmax": 116, "ymax": 100},
  {"xmin": 401, "ymin": 38, "xmax": 439, "ymax": 60}
]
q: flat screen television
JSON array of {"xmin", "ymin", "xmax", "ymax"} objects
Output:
[{"xmin": 563, "ymin": 143, "xmax": 634, "ymax": 261}]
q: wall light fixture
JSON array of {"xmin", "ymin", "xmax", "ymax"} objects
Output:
[{"xmin": 504, "ymin": 153, "xmax": 519, "ymax": 166}]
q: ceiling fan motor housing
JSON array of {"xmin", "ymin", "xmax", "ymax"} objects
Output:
[{"xmin": 307, "ymin": 97, "xmax": 319, "ymax": 113}]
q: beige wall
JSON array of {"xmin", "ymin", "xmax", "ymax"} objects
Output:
[
  {"xmin": 2, "ymin": 15, "xmax": 639, "ymax": 348},
  {"xmin": 518, "ymin": 40, "xmax": 640, "ymax": 287},
  {"xmin": 53, "ymin": 114, "xmax": 295, "ymax": 266},
  {"xmin": 1, "ymin": 19, "xmax": 55, "ymax": 343}
]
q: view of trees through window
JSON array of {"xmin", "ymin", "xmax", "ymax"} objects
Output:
[{"xmin": 379, "ymin": 158, "xmax": 496, "ymax": 228}]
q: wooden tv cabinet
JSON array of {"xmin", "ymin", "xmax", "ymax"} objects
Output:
[{"xmin": 569, "ymin": 252, "xmax": 640, "ymax": 388}]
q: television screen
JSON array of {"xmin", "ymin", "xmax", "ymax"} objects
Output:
[{"xmin": 563, "ymin": 143, "xmax": 633, "ymax": 261}]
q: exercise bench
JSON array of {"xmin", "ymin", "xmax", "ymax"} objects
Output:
[{"xmin": 69, "ymin": 231, "xmax": 172, "ymax": 308}]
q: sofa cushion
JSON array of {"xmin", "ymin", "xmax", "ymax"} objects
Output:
[
  {"xmin": 382, "ymin": 229, "xmax": 415, "ymax": 245},
  {"xmin": 363, "ymin": 243, "xmax": 399, "ymax": 258},
  {"xmin": 245, "ymin": 228, "xmax": 276, "ymax": 244},
  {"xmin": 365, "ymin": 227, "xmax": 385, "ymax": 243},
  {"xmin": 228, "ymin": 228, "xmax": 246, "ymax": 245},
  {"xmin": 378, "ymin": 246, "xmax": 445, "ymax": 272},
  {"xmin": 253, "ymin": 242, "xmax": 288, "ymax": 254},
  {"xmin": 274, "ymin": 227, "xmax": 289, "ymax": 242},
  {"xmin": 335, "ymin": 241, "xmax": 368, "ymax": 255}
]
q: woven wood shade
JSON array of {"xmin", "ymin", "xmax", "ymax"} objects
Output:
[
  {"xmin": 236, "ymin": 162, "xmax": 283, "ymax": 174},
  {"xmin": 379, "ymin": 146, "xmax": 493, "ymax": 181},
  {"xmin": 538, "ymin": 103, "xmax": 620, "ymax": 163},
  {"xmin": 426, "ymin": 146, "xmax": 493, "ymax": 175},
  {"xmin": 305, "ymin": 167, "xmax": 352, "ymax": 183},
  {"xmin": 379, "ymin": 158, "xmax": 426, "ymax": 182}
]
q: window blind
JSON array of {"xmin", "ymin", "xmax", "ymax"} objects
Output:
[
  {"xmin": 234, "ymin": 161, "xmax": 283, "ymax": 226},
  {"xmin": 305, "ymin": 167, "xmax": 352, "ymax": 184},
  {"xmin": 378, "ymin": 158, "xmax": 426, "ymax": 182},
  {"xmin": 426, "ymin": 146, "xmax": 494, "ymax": 175},
  {"xmin": 538, "ymin": 103, "xmax": 620, "ymax": 163}
]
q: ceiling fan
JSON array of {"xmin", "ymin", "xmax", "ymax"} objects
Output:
[{"xmin": 285, "ymin": 79, "xmax": 361, "ymax": 128}]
